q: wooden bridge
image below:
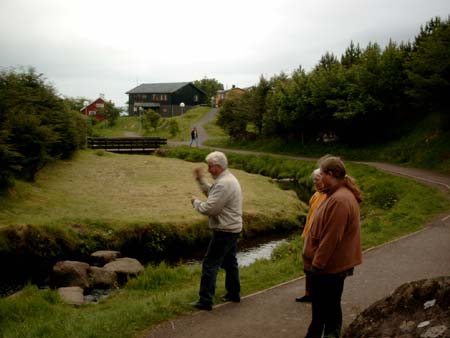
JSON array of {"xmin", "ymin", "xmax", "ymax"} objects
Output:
[{"xmin": 87, "ymin": 137, "xmax": 167, "ymax": 154}]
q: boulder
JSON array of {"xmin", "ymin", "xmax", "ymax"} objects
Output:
[
  {"xmin": 58, "ymin": 286, "xmax": 84, "ymax": 306},
  {"xmin": 88, "ymin": 266, "xmax": 117, "ymax": 288},
  {"xmin": 343, "ymin": 276, "xmax": 450, "ymax": 338},
  {"xmin": 52, "ymin": 261, "xmax": 90, "ymax": 289},
  {"xmin": 104, "ymin": 257, "xmax": 144, "ymax": 284},
  {"xmin": 90, "ymin": 250, "xmax": 121, "ymax": 266}
]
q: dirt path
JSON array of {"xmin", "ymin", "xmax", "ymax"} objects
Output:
[{"xmin": 146, "ymin": 109, "xmax": 450, "ymax": 338}]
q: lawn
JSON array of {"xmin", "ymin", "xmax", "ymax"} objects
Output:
[{"xmin": 0, "ymin": 150, "xmax": 303, "ymax": 229}]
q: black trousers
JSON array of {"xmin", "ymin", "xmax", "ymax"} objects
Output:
[
  {"xmin": 198, "ymin": 231, "xmax": 240, "ymax": 306},
  {"xmin": 305, "ymin": 273, "xmax": 346, "ymax": 338}
]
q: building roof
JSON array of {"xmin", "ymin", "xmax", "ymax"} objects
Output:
[
  {"xmin": 79, "ymin": 96, "xmax": 105, "ymax": 112},
  {"xmin": 126, "ymin": 82, "xmax": 198, "ymax": 94}
]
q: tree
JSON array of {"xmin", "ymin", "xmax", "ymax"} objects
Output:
[
  {"xmin": 406, "ymin": 16, "xmax": 450, "ymax": 130},
  {"xmin": 216, "ymin": 94, "xmax": 249, "ymax": 141},
  {"xmin": 142, "ymin": 109, "xmax": 161, "ymax": 131},
  {"xmin": 193, "ymin": 77, "xmax": 224, "ymax": 105},
  {"xmin": 0, "ymin": 67, "xmax": 84, "ymax": 187},
  {"xmin": 97, "ymin": 100, "xmax": 120, "ymax": 126},
  {"xmin": 249, "ymin": 75, "xmax": 271, "ymax": 136},
  {"xmin": 341, "ymin": 41, "xmax": 362, "ymax": 68}
]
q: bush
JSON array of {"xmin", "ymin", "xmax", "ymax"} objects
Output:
[{"xmin": 0, "ymin": 67, "xmax": 85, "ymax": 188}]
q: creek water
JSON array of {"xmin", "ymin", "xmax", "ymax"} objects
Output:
[
  {"xmin": 237, "ymin": 238, "xmax": 289, "ymax": 267},
  {"xmin": 180, "ymin": 233, "xmax": 293, "ymax": 267}
]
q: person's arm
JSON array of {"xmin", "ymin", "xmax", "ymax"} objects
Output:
[
  {"xmin": 193, "ymin": 168, "xmax": 210, "ymax": 196},
  {"xmin": 193, "ymin": 181, "xmax": 228, "ymax": 216}
]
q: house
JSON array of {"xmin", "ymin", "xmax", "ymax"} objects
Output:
[
  {"xmin": 214, "ymin": 85, "xmax": 247, "ymax": 107},
  {"xmin": 80, "ymin": 95, "xmax": 106, "ymax": 122},
  {"xmin": 126, "ymin": 82, "xmax": 207, "ymax": 117}
]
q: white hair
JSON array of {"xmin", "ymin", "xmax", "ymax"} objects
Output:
[
  {"xmin": 312, "ymin": 168, "xmax": 321, "ymax": 178},
  {"xmin": 205, "ymin": 151, "xmax": 228, "ymax": 169}
]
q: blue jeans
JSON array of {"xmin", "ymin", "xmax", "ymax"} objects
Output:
[{"xmin": 198, "ymin": 231, "xmax": 240, "ymax": 305}]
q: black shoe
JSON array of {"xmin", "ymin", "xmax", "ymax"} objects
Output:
[
  {"xmin": 222, "ymin": 294, "xmax": 240, "ymax": 303},
  {"xmin": 191, "ymin": 301, "xmax": 212, "ymax": 311},
  {"xmin": 295, "ymin": 295, "xmax": 312, "ymax": 303}
]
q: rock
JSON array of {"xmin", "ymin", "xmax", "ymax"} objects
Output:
[
  {"xmin": 343, "ymin": 276, "xmax": 450, "ymax": 338},
  {"xmin": 399, "ymin": 320, "xmax": 416, "ymax": 333},
  {"xmin": 90, "ymin": 250, "xmax": 121, "ymax": 266},
  {"xmin": 420, "ymin": 325, "xmax": 449, "ymax": 338},
  {"xmin": 52, "ymin": 261, "xmax": 90, "ymax": 289},
  {"xmin": 103, "ymin": 257, "xmax": 144, "ymax": 285},
  {"xmin": 58, "ymin": 286, "xmax": 84, "ymax": 306},
  {"xmin": 88, "ymin": 266, "xmax": 117, "ymax": 288}
]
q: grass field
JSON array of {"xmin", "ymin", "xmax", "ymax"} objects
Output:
[{"xmin": 0, "ymin": 150, "xmax": 303, "ymax": 229}]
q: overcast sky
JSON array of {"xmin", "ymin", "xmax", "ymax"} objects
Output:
[{"xmin": 1, "ymin": 0, "xmax": 449, "ymax": 107}]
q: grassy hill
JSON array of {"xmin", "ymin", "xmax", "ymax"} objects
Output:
[
  {"xmin": 0, "ymin": 150, "xmax": 303, "ymax": 229},
  {"xmin": 92, "ymin": 106, "xmax": 211, "ymax": 141}
]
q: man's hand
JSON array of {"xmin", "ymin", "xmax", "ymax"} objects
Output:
[
  {"xmin": 193, "ymin": 167, "xmax": 203, "ymax": 179},
  {"xmin": 191, "ymin": 196, "xmax": 197, "ymax": 204}
]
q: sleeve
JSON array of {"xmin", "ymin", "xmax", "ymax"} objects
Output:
[
  {"xmin": 312, "ymin": 199, "xmax": 347, "ymax": 270},
  {"xmin": 193, "ymin": 181, "xmax": 228, "ymax": 216},
  {"xmin": 196, "ymin": 176, "xmax": 211, "ymax": 196}
]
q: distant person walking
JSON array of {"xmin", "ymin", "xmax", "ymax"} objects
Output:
[
  {"xmin": 296, "ymin": 168, "xmax": 326, "ymax": 303},
  {"xmin": 190, "ymin": 151, "xmax": 243, "ymax": 311},
  {"xmin": 190, "ymin": 127, "xmax": 199, "ymax": 147},
  {"xmin": 303, "ymin": 156, "xmax": 362, "ymax": 338}
]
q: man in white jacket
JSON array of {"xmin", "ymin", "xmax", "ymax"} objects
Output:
[{"xmin": 191, "ymin": 151, "xmax": 243, "ymax": 311}]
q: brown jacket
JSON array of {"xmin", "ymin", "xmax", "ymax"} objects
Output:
[{"xmin": 303, "ymin": 185, "xmax": 362, "ymax": 274}]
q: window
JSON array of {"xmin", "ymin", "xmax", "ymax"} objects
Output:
[
  {"xmin": 95, "ymin": 103, "xmax": 104, "ymax": 108},
  {"xmin": 135, "ymin": 94, "xmax": 147, "ymax": 102},
  {"xmin": 152, "ymin": 94, "xmax": 167, "ymax": 102},
  {"xmin": 88, "ymin": 111, "xmax": 96, "ymax": 116},
  {"xmin": 194, "ymin": 95, "xmax": 198, "ymax": 102}
]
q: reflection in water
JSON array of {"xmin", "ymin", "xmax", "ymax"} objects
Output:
[{"xmin": 237, "ymin": 239, "xmax": 288, "ymax": 267}]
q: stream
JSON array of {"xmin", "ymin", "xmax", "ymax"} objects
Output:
[{"xmin": 180, "ymin": 233, "xmax": 293, "ymax": 267}]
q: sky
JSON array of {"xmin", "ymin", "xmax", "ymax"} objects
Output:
[{"xmin": 1, "ymin": 0, "xmax": 449, "ymax": 108}]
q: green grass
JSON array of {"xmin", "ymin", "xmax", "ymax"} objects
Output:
[
  {"xmin": 92, "ymin": 107, "xmax": 212, "ymax": 141},
  {"xmin": 0, "ymin": 249, "xmax": 304, "ymax": 338},
  {"xmin": 202, "ymin": 113, "xmax": 229, "ymax": 145}
]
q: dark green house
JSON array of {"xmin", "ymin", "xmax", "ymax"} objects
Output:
[{"xmin": 126, "ymin": 82, "xmax": 207, "ymax": 117}]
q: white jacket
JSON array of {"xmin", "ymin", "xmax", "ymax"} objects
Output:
[{"xmin": 193, "ymin": 169, "xmax": 243, "ymax": 233}]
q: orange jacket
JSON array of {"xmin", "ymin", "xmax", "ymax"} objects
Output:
[{"xmin": 301, "ymin": 191, "xmax": 327, "ymax": 239}]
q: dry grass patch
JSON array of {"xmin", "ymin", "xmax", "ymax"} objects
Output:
[{"xmin": 0, "ymin": 150, "xmax": 304, "ymax": 229}]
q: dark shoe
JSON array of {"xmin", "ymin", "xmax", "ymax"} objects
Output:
[
  {"xmin": 222, "ymin": 294, "xmax": 240, "ymax": 303},
  {"xmin": 191, "ymin": 301, "xmax": 212, "ymax": 311},
  {"xmin": 295, "ymin": 295, "xmax": 312, "ymax": 303}
]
